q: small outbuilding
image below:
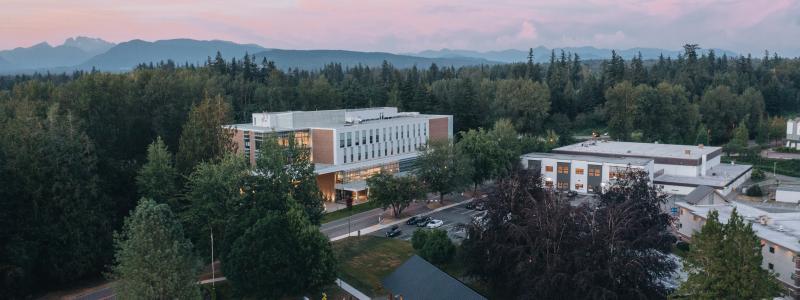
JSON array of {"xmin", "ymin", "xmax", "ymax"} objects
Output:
[{"xmin": 776, "ymin": 186, "xmax": 800, "ymax": 204}]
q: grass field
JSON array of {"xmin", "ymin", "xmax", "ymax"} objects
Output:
[
  {"xmin": 321, "ymin": 201, "xmax": 380, "ymax": 224},
  {"xmin": 332, "ymin": 236, "xmax": 415, "ymax": 297}
]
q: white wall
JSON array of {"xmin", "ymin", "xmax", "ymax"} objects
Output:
[
  {"xmin": 761, "ymin": 241, "xmax": 798, "ymax": 289},
  {"xmin": 676, "ymin": 206, "xmax": 705, "ymax": 239},
  {"xmin": 656, "ymin": 163, "xmax": 700, "ymax": 177},
  {"xmin": 334, "ymin": 119, "xmax": 430, "ymax": 165},
  {"xmin": 570, "ymin": 160, "xmax": 589, "ymax": 193},
  {"xmin": 777, "ymin": 190, "xmax": 800, "ymax": 203},
  {"xmin": 662, "ymin": 184, "xmax": 696, "ymax": 195}
]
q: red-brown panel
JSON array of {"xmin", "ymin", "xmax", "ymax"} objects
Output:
[
  {"xmin": 429, "ymin": 117, "xmax": 449, "ymax": 141},
  {"xmin": 316, "ymin": 172, "xmax": 336, "ymax": 202},
  {"xmin": 311, "ymin": 129, "xmax": 334, "ymax": 164}
]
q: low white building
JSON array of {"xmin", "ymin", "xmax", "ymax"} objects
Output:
[
  {"xmin": 522, "ymin": 140, "xmax": 752, "ymax": 195},
  {"xmin": 777, "ymin": 187, "xmax": 800, "ymax": 204},
  {"xmin": 788, "ymin": 118, "xmax": 800, "ymax": 150},
  {"xmin": 676, "ymin": 201, "xmax": 800, "ymax": 294}
]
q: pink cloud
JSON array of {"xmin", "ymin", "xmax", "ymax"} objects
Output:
[{"xmin": 0, "ymin": 0, "xmax": 798, "ymax": 54}]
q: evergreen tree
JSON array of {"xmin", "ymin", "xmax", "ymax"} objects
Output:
[
  {"xmin": 136, "ymin": 137, "xmax": 178, "ymax": 206},
  {"xmin": 679, "ymin": 209, "xmax": 779, "ymax": 299},
  {"xmin": 111, "ymin": 198, "xmax": 200, "ymax": 299},
  {"xmin": 176, "ymin": 94, "xmax": 236, "ymax": 173},
  {"xmin": 605, "ymin": 81, "xmax": 637, "ymax": 140}
]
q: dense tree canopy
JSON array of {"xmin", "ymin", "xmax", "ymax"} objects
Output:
[
  {"xmin": 462, "ymin": 168, "xmax": 676, "ymax": 299},
  {"xmin": 3, "ymin": 43, "xmax": 800, "ymax": 296}
]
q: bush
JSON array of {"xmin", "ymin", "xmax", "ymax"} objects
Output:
[
  {"xmin": 746, "ymin": 185, "xmax": 764, "ymax": 197},
  {"xmin": 775, "ymin": 147, "xmax": 800, "ymax": 153},
  {"xmin": 751, "ymin": 169, "xmax": 765, "ymax": 181},
  {"xmin": 411, "ymin": 229, "xmax": 455, "ymax": 265}
]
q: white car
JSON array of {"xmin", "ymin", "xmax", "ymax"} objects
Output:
[{"xmin": 426, "ymin": 219, "xmax": 444, "ymax": 229}]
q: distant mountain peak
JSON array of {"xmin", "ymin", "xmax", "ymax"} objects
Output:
[{"xmin": 62, "ymin": 36, "xmax": 115, "ymax": 55}]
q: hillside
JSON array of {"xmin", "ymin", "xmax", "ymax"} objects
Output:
[{"xmin": 253, "ymin": 49, "xmax": 496, "ymax": 70}]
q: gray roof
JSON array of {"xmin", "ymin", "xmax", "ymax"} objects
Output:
[
  {"xmin": 382, "ymin": 255, "xmax": 486, "ymax": 300},
  {"xmin": 684, "ymin": 185, "xmax": 716, "ymax": 204},
  {"xmin": 554, "ymin": 140, "xmax": 720, "ymax": 160},
  {"xmin": 778, "ymin": 186, "xmax": 800, "ymax": 192}
]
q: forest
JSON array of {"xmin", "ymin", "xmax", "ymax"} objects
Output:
[{"xmin": 1, "ymin": 44, "xmax": 800, "ymax": 296}]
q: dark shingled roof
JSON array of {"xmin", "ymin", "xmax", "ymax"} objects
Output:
[
  {"xmin": 685, "ymin": 185, "xmax": 716, "ymax": 205},
  {"xmin": 381, "ymin": 255, "xmax": 486, "ymax": 300}
]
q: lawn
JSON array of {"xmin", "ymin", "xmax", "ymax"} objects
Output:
[
  {"xmin": 332, "ymin": 236, "xmax": 415, "ymax": 297},
  {"xmin": 321, "ymin": 201, "xmax": 380, "ymax": 224}
]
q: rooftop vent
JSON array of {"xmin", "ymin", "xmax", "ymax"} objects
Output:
[
  {"xmin": 684, "ymin": 149, "xmax": 691, "ymax": 155},
  {"xmin": 698, "ymin": 144, "xmax": 704, "ymax": 149}
]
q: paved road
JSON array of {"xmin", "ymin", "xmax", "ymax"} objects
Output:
[{"xmin": 320, "ymin": 207, "xmax": 385, "ymax": 239}]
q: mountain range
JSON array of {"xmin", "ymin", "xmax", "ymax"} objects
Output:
[{"xmin": 0, "ymin": 37, "xmax": 740, "ymax": 74}]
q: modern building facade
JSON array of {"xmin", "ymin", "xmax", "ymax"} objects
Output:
[
  {"xmin": 225, "ymin": 107, "xmax": 453, "ymax": 205},
  {"xmin": 677, "ymin": 201, "xmax": 800, "ymax": 294},
  {"xmin": 522, "ymin": 140, "xmax": 751, "ymax": 195},
  {"xmin": 788, "ymin": 118, "xmax": 800, "ymax": 150}
]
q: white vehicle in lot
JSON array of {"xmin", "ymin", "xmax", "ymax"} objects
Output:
[{"xmin": 426, "ymin": 219, "xmax": 444, "ymax": 229}]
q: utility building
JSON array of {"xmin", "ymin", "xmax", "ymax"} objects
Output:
[{"xmin": 522, "ymin": 140, "xmax": 751, "ymax": 195}]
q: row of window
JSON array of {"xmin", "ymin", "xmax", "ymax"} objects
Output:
[
  {"xmin": 543, "ymin": 165, "xmax": 621, "ymax": 178},
  {"xmin": 338, "ymin": 123, "xmax": 427, "ymax": 149},
  {"xmin": 341, "ymin": 138, "xmax": 426, "ymax": 163},
  {"xmin": 546, "ymin": 180, "xmax": 589, "ymax": 191}
]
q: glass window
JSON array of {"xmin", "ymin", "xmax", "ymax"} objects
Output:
[
  {"xmin": 362, "ymin": 130, "xmax": 367, "ymax": 144},
  {"xmin": 545, "ymin": 166, "xmax": 553, "ymax": 172},
  {"xmin": 557, "ymin": 165, "xmax": 570, "ymax": 174},
  {"xmin": 575, "ymin": 168, "xmax": 585, "ymax": 175},
  {"xmin": 370, "ymin": 129, "xmax": 374, "ymax": 143},
  {"xmin": 339, "ymin": 133, "xmax": 345, "ymax": 148},
  {"xmin": 355, "ymin": 131, "xmax": 360, "ymax": 146},
  {"xmin": 346, "ymin": 132, "xmax": 352, "ymax": 147},
  {"xmin": 575, "ymin": 183, "xmax": 584, "ymax": 190}
]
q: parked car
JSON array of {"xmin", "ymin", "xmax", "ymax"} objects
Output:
[
  {"xmin": 465, "ymin": 202, "xmax": 476, "ymax": 210},
  {"xmin": 416, "ymin": 216, "xmax": 432, "ymax": 227},
  {"xmin": 406, "ymin": 216, "xmax": 420, "ymax": 225},
  {"xmin": 386, "ymin": 225, "xmax": 402, "ymax": 238},
  {"xmin": 426, "ymin": 219, "xmax": 444, "ymax": 229},
  {"xmin": 474, "ymin": 202, "xmax": 486, "ymax": 211}
]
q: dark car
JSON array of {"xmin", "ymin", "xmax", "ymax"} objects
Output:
[
  {"xmin": 566, "ymin": 190, "xmax": 578, "ymax": 198},
  {"xmin": 474, "ymin": 202, "xmax": 486, "ymax": 211},
  {"xmin": 416, "ymin": 216, "xmax": 432, "ymax": 227},
  {"xmin": 386, "ymin": 225, "xmax": 402, "ymax": 238},
  {"xmin": 406, "ymin": 216, "xmax": 420, "ymax": 225},
  {"xmin": 465, "ymin": 202, "xmax": 476, "ymax": 210}
]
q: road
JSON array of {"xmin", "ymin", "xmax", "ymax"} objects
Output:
[
  {"xmin": 319, "ymin": 207, "xmax": 385, "ymax": 238},
  {"xmin": 370, "ymin": 205, "xmax": 481, "ymax": 244},
  {"xmin": 74, "ymin": 286, "xmax": 114, "ymax": 300}
]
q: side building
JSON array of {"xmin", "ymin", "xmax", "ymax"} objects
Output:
[
  {"xmin": 521, "ymin": 140, "xmax": 751, "ymax": 195},
  {"xmin": 677, "ymin": 201, "xmax": 800, "ymax": 295},
  {"xmin": 225, "ymin": 107, "xmax": 453, "ymax": 208},
  {"xmin": 788, "ymin": 117, "xmax": 800, "ymax": 150}
]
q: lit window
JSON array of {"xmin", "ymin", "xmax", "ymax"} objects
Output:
[
  {"xmin": 557, "ymin": 165, "xmax": 569, "ymax": 174},
  {"xmin": 575, "ymin": 183, "xmax": 584, "ymax": 190},
  {"xmin": 575, "ymin": 168, "xmax": 585, "ymax": 175},
  {"xmin": 545, "ymin": 166, "xmax": 554, "ymax": 172}
]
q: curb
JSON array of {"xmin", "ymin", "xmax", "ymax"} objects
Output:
[{"xmin": 330, "ymin": 198, "xmax": 474, "ymax": 241}]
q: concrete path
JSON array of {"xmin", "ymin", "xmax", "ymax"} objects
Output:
[{"xmin": 335, "ymin": 278, "xmax": 371, "ymax": 300}]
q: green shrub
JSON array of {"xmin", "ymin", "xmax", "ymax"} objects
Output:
[
  {"xmin": 751, "ymin": 169, "xmax": 765, "ymax": 181},
  {"xmin": 746, "ymin": 185, "xmax": 763, "ymax": 197},
  {"xmin": 411, "ymin": 229, "xmax": 455, "ymax": 265}
]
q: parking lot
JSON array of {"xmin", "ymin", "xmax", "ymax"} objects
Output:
[{"xmin": 371, "ymin": 204, "xmax": 485, "ymax": 244}]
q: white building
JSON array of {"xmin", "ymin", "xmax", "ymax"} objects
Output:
[
  {"xmin": 226, "ymin": 107, "xmax": 453, "ymax": 205},
  {"xmin": 522, "ymin": 140, "xmax": 752, "ymax": 195},
  {"xmin": 788, "ymin": 118, "xmax": 800, "ymax": 150},
  {"xmin": 677, "ymin": 201, "xmax": 800, "ymax": 294}
]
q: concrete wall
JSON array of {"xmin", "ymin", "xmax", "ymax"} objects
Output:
[
  {"xmin": 777, "ymin": 190, "xmax": 800, "ymax": 203},
  {"xmin": 656, "ymin": 163, "xmax": 700, "ymax": 177}
]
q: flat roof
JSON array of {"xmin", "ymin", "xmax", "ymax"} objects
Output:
[
  {"xmin": 521, "ymin": 152, "xmax": 652, "ymax": 166},
  {"xmin": 554, "ymin": 140, "xmax": 721, "ymax": 160},
  {"xmin": 655, "ymin": 163, "xmax": 751, "ymax": 188},
  {"xmin": 778, "ymin": 186, "xmax": 800, "ymax": 192},
  {"xmin": 225, "ymin": 113, "xmax": 449, "ymax": 132},
  {"xmin": 678, "ymin": 201, "xmax": 800, "ymax": 252}
]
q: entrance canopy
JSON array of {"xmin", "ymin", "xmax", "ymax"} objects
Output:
[{"xmin": 335, "ymin": 181, "xmax": 368, "ymax": 192}]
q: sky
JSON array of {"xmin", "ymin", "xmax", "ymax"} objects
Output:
[{"xmin": 2, "ymin": 0, "xmax": 800, "ymax": 55}]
